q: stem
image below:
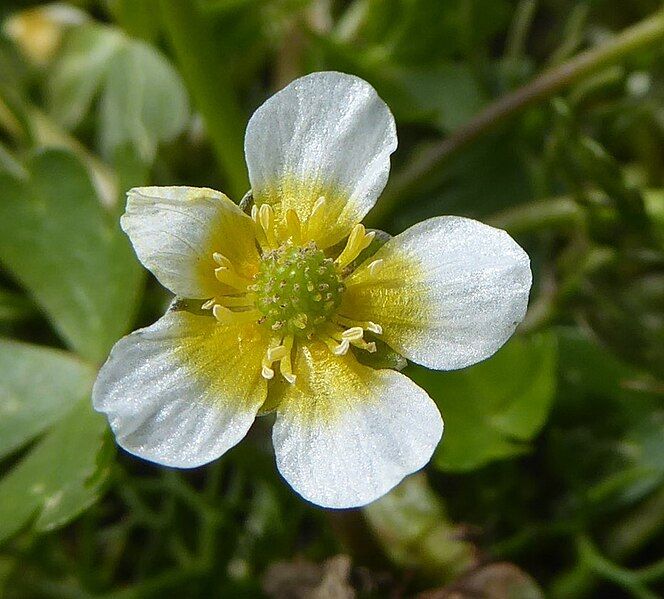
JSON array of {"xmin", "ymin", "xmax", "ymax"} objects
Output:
[
  {"xmin": 505, "ymin": 0, "xmax": 538, "ymax": 63},
  {"xmin": 576, "ymin": 536, "xmax": 658, "ymax": 599},
  {"xmin": 606, "ymin": 486, "xmax": 664, "ymax": 560},
  {"xmin": 159, "ymin": 0, "xmax": 249, "ymax": 200},
  {"xmin": 548, "ymin": 3, "xmax": 589, "ymax": 66},
  {"xmin": 638, "ymin": 558, "xmax": 664, "ymax": 584},
  {"xmin": 550, "ymin": 488, "xmax": 664, "ymax": 598},
  {"xmin": 369, "ymin": 9, "xmax": 664, "ymax": 227},
  {"xmin": 487, "ymin": 196, "xmax": 582, "ymax": 235}
]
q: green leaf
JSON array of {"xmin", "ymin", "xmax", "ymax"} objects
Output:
[
  {"xmin": 0, "ymin": 149, "xmax": 143, "ymax": 363},
  {"xmin": 48, "ymin": 23, "xmax": 189, "ymax": 163},
  {"xmin": 0, "ymin": 340, "xmax": 95, "ymax": 459},
  {"xmin": 397, "ymin": 64, "xmax": 488, "ymax": 131},
  {"xmin": 0, "ymin": 288, "xmax": 34, "ymax": 323},
  {"xmin": 547, "ymin": 329, "xmax": 664, "ymax": 514},
  {"xmin": 409, "ymin": 333, "xmax": 557, "ymax": 472},
  {"xmin": 0, "ymin": 399, "xmax": 112, "ymax": 543},
  {"xmin": 0, "ymin": 556, "xmax": 14, "ymax": 596},
  {"xmin": 644, "ymin": 188, "xmax": 664, "ymax": 250},
  {"xmin": 99, "ymin": 41, "xmax": 189, "ymax": 162},
  {"xmin": 47, "ymin": 24, "xmax": 124, "ymax": 129}
]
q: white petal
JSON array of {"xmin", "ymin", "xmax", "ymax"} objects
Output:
[
  {"xmin": 245, "ymin": 71, "xmax": 397, "ymax": 248},
  {"xmin": 121, "ymin": 186, "xmax": 260, "ymax": 298},
  {"xmin": 272, "ymin": 342, "xmax": 443, "ymax": 509},
  {"xmin": 92, "ymin": 310, "xmax": 268, "ymax": 468},
  {"xmin": 342, "ymin": 216, "xmax": 532, "ymax": 370}
]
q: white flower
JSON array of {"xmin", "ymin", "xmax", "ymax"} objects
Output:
[{"xmin": 93, "ymin": 72, "xmax": 532, "ymax": 509}]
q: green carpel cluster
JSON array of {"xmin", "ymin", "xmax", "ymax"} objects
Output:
[{"xmin": 253, "ymin": 242, "xmax": 345, "ymax": 336}]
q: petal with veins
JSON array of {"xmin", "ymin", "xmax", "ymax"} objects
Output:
[
  {"xmin": 92, "ymin": 310, "xmax": 269, "ymax": 468},
  {"xmin": 122, "ymin": 186, "xmax": 260, "ymax": 298},
  {"xmin": 245, "ymin": 72, "xmax": 397, "ymax": 248},
  {"xmin": 271, "ymin": 341, "xmax": 443, "ymax": 509},
  {"xmin": 341, "ymin": 216, "xmax": 532, "ymax": 370}
]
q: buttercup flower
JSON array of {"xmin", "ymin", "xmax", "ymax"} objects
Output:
[{"xmin": 93, "ymin": 72, "xmax": 532, "ymax": 508}]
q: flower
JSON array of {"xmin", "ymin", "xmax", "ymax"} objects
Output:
[{"xmin": 93, "ymin": 72, "xmax": 532, "ymax": 509}]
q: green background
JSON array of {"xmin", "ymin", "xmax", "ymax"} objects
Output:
[{"xmin": 0, "ymin": 1, "xmax": 662, "ymax": 597}]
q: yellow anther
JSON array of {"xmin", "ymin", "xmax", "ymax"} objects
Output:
[
  {"xmin": 212, "ymin": 252, "xmax": 232, "ymax": 268},
  {"xmin": 279, "ymin": 336, "xmax": 296, "ymax": 384},
  {"xmin": 341, "ymin": 326, "xmax": 364, "ymax": 341},
  {"xmin": 214, "ymin": 266, "xmax": 252, "ymax": 291},
  {"xmin": 201, "ymin": 298, "xmax": 216, "ymax": 310},
  {"xmin": 284, "ymin": 209, "xmax": 302, "ymax": 244},
  {"xmin": 333, "ymin": 339, "xmax": 350, "ymax": 355},
  {"xmin": 267, "ymin": 344, "xmax": 288, "ymax": 362},
  {"xmin": 319, "ymin": 333, "xmax": 347, "ymax": 355},
  {"xmin": 261, "ymin": 337, "xmax": 294, "ymax": 381},
  {"xmin": 251, "ymin": 205, "xmax": 270, "ymax": 250},
  {"xmin": 216, "ymin": 295, "xmax": 255, "ymax": 308},
  {"xmin": 261, "ymin": 361, "xmax": 275, "ymax": 380},
  {"xmin": 212, "ymin": 305, "xmax": 260, "ymax": 324},
  {"xmin": 335, "ymin": 224, "xmax": 375, "ymax": 269},
  {"xmin": 367, "ymin": 259, "xmax": 384, "ymax": 276},
  {"xmin": 335, "ymin": 316, "xmax": 383, "ymax": 335},
  {"xmin": 367, "ymin": 322, "xmax": 382, "ymax": 335},
  {"xmin": 352, "ymin": 338, "xmax": 377, "ymax": 353},
  {"xmin": 304, "ymin": 196, "xmax": 326, "ymax": 240},
  {"xmin": 259, "ymin": 204, "xmax": 278, "ymax": 248}
]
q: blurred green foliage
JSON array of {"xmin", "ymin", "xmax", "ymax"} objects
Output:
[
  {"xmin": 410, "ymin": 333, "xmax": 557, "ymax": 472},
  {"xmin": 0, "ymin": 0, "xmax": 662, "ymax": 597}
]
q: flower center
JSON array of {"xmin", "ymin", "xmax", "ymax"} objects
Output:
[
  {"xmin": 253, "ymin": 242, "xmax": 345, "ymax": 337},
  {"xmin": 205, "ymin": 202, "xmax": 387, "ymax": 384}
]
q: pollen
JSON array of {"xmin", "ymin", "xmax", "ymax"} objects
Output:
[{"xmin": 253, "ymin": 242, "xmax": 345, "ymax": 337}]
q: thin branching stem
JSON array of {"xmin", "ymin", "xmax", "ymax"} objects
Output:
[{"xmin": 369, "ymin": 9, "xmax": 664, "ymax": 227}]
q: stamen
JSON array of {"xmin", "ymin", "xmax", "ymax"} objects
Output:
[
  {"xmin": 351, "ymin": 338, "xmax": 377, "ymax": 353},
  {"xmin": 284, "ymin": 209, "xmax": 302, "ymax": 244},
  {"xmin": 213, "ymin": 305, "xmax": 261, "ymax": 324},
  {"xmin": 333, "ymin": 340, "xmax": 350, "ymax": 355},
  {"xmin": 251, "ymin": 205, "xmax": 270, "ymax": 251},
  {"xmin": 261, "ymin": 336, "xmax": 297, "ymax": 382},
  {"xmin": 335, "ymin": 224, "xmax": 375, "ymax": 270},
  {"xmin": 267, "ymin": 344, "xmax": 288, "ymax": 362},
  {"xmin": 261, "ymin": 337, "xmax": 282, "ymax": 380},
  {"xmin": 212, "ymin": 252, "xmax": 232, "ymax": 268},
  {"xmin": 318, "ymin": 321, "xmax": 380, "ymax": 355},
  {"xmin": 319, "ymin": 332, "xmax": 349, "ymax": 355},
  {"xmin": 261, "ymin": 360, "xmax": 274, "ymax": 380},
  {"xmin": 337, "ymin": 325, "xmax": 374, "ymax": 352},
  {"xmin": 201, "ymin": 298, "xmax": 216, "ymax": 310},
  {"xmin": 335, "ymin": 315, "xmax": 383, "ymax": 335},
  {"xmin": 259, "ymin": 204, "xmax": 279, "ymax": 248},
  {"xmin": 367, "ymin": 259, "xmax": 384, "ymax": 277},
  {"xmin": 303, "ymin": 196, "xmax": 326, "ymax": 240},
  {"xmin": 341, "ymin": 326, "xmax": 364, "ymax": 341},
  {"xmin": 216, "ymin": 295, "xmax": 255, "ymax": 308},
  {"xmin": 279, "ymin": 335, "xmax": 296, "ymax": 384},
  {"xmin": 321, "ymin": 323, "xmax": 357, "ymax": 355},
  {"xmin": 215, "ymin": 266, "xmax": 253, "ymax": 291}
]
